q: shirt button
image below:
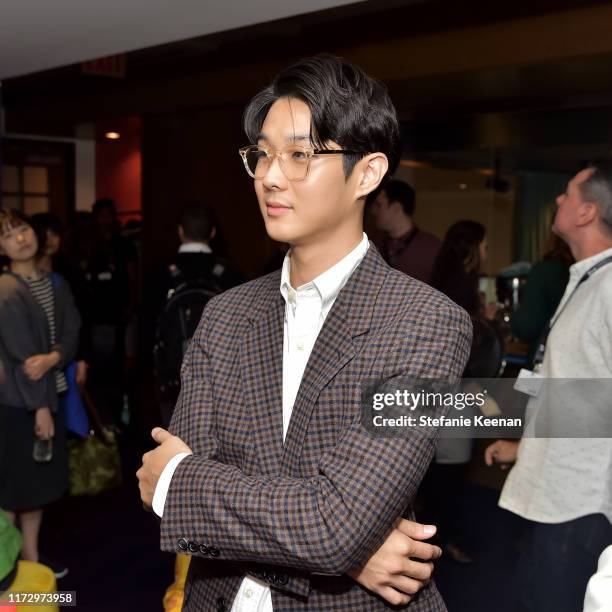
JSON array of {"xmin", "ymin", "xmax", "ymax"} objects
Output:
[
  {"xmin": 245, "ymin": 588, "xmax": 253, "ymax": 599},
  {"xmin": 297, "ymin": 340, "xmax": 305, "ymax": 351}
]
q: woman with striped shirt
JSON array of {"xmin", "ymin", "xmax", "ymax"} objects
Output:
[{"xmin": 0, "ymin": 209, "xmax": 80, "ymax": 578}]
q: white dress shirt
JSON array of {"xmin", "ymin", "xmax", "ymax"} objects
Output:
[
  {"xmin": 499, "ymin": 247, "xmax": 612, "ymax": 525},
  {"xmin": 153, "ymin": 233, "xmax": 370, "ymax": 611}
]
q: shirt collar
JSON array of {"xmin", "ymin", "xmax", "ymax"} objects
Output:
[
  {"xmin": 178, "ymin": 242, "xmax": 212, "ymax": 254},
  {"xmin": 280, "ymin": 233, "xmax": 370, "ymax": 311},
  {"xmin": 569, "ymin": 246, "xmax": 612, "ymax": 280}
]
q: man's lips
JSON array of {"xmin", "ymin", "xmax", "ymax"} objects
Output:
[{"xmin": 266, "ymin": 202, "xmax": 292, "ymax": 216}]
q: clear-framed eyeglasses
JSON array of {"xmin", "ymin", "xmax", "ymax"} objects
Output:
[{"xmin": 238, "ymin": 144, "xmax": 364, "ymax": 182}]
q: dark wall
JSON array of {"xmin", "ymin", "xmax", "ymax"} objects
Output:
[{"xmin": 142, "ymin": 105, "xmax": 274, "ymax": 279}]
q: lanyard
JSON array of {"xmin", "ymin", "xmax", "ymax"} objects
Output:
[{"xmin": 532, "ymin": 255, "xmax": 612, "ymax": 370}]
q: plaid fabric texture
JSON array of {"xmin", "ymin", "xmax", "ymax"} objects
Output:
[{"xmin": 162, "ymin": 245, "xmax": 471, "ymax": 611}]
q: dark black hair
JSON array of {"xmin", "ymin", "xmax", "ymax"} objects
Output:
[
  {"xmin": 243, "ymin": 55, "xmax": 401, "ymax": 183},
  {"xmin": 30, "ymin": 212, "xmax": 64, "ymax": 238},
  {"xmin": 430, "ymin": 220, "xmax": 486, "ymax": 316},
  {"xmin": 382, "ymin": 179, "xmax": 416, "ymax": 217},
  {"xmin": 92, "ymin": 198, "xmax": 116, "ymax": 216},
  {"xmin": 180, "ymin": 204, "xmax": 215, "ymax": 242}
]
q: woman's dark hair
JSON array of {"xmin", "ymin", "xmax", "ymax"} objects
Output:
[
  {"xmin": 243, "ymin": 55, "xmax": 401, "ymax": 184},
  {"xmin": 542, "ymin": 232, "xmax": 573, "ymax": 265},
  {"xmin": 0, "ymin": 209, "xmax": 45, "ymax": 257},
  {"xmin": 430, "ymin": 220, "xmax": 486, "ymax": 316},
  {"xmin": 30, "ymin": 212, "xmax": 64, "ymax": 238}
]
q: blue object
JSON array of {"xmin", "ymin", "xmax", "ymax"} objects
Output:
[
  {"xmin": 63, "ymin": 361, "xmax": 90, "ymax": 438},
  {"xmin": 50, "ymin": 272, "xmax": 90, "ymax": 438},
  {"xmin": 503, "ymin": 354, "xmax": 528, "ymax": 366}
]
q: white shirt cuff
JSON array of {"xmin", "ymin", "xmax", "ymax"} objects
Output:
[{"xmin": 152, "ymin": 452, "xmax": 190, "ymax": 517}]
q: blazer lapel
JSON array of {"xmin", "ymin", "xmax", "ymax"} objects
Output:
[
  {"xmin": 240, "ymin": 275, "xmax": 285, "ymax": 477},
  {"xmin": 280, "ymin": 245, "xmax": 390, "ymax": 476}
]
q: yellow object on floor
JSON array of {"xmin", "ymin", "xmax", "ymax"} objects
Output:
[
  {"xmin": 2, "ymin": 560, "xmax": 59, "ymax": 612},
  {"xmin": 163, "ymin": 554, "xmax": 191, "ymax": 612}
]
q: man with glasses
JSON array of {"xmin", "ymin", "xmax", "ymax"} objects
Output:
[{"xmin": 137, "ymin": 55, "xmax": 471, "ymax": 611}]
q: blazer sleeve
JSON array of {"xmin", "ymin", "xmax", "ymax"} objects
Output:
[
  {"xmin": 167, "ymin": 299, "xmax": 220, "ymax": 458},
  {"xmin": 160, "ymin": 301, "xmax": 472, "ymax": 576},
  {"xmin": 166, "ymin": 299, "xmax": 313, "ymax": 597},
  {"xmin": 53, "ymin": 275, "xmax": 81, "ymax": 369},
  {"xmin": 0, "ymin": 286, "xmax": 50, "ymax": 411}
]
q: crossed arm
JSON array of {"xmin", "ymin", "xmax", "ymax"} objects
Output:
[{"xmin": 139, "ymin": 299, "xmax": 471, "ymax": 604}]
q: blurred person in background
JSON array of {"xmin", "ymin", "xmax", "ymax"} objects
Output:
[
  {"xmin": 486, "ymin": 164, "xmax": 612, "ymax": 612},
  {"xmin": 31, "ymin": 213, "xmax": 90, "ymax": 388},
  {"xmin": 510, "ymin": 232, "xmax": 573, "ymax": 367},
  {"xmin": 370, "ymin": 179, "xmax": 441, "ymax": 283},
  {"xmin": 144, "ymin": 203, "xmax": 242, "ymax": 427},
  {"xmin": 84, "ymin": 199, "xmax": 137, "ymax": 423},
  {"xmin": 0, "ymin": 209, "xmax": 80, "ymax": 579},
  {"xmin": 420, "ymin": 220, "xmax": 502, "ymax": 563}
]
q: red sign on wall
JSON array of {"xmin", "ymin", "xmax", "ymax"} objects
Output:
[{"xmin": 82, "ymin": 54, "xmax": 126, "ymax": 78}]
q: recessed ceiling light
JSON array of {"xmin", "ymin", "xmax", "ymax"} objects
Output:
[{"xmin": 105, "ymin": 131, "xmax": 120, "ymax": 140}]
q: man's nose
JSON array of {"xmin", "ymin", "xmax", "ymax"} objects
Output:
[{"xmin": 262, "ymin": 153, "xmax": 286, "ymax": 189}]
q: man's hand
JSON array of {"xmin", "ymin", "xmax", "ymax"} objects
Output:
[
  {"xmin": 136, "ymin": 428, "xmax": 192, "ymax": 508},
  {"xmin": 484, "ymin": 439, "xmax": 519, "ymax": 469},
  {"xmin": 23, "ymin": 352, "xmax": 60, "ymax": 381},
  {"xmin": 347, "ymin": 519, "xmax": 442, "ymax": 607},
  {"xmin": 35, "ymin": 407, "xmax": 54, "ymax": 439}
]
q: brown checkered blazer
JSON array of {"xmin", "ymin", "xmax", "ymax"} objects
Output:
[{"xmin": 161, "ymin": 244, "xmax": 471, "ymax": 611}]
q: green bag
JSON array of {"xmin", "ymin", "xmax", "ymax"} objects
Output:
[
  {"xmin": 0, "ymin": 509, "xmax": 21, "ymax": 586},
  {"xmin": 67, "ymin": 427, "xmax": 122, "ymax": 496}
]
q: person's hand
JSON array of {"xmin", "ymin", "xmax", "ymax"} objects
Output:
[
  {"xmin": 35, "ymin": 407, "xmax": 54, "ymax": 439},
  {"xmin": 23, "ymin": 352, "xmax": 60, "ymax": 380},
  {"xmin": 75, "ymin": 360, "xmax": 89, "ymax": 388},
  {"xmin": 347, "ymin": 519, "xmax": 441, "ymax": 606},
  {"xmin": 136, "ymin": 428, "xmax": 193, "ymax": 508},
  {"xmin": 485, "ymin": 440, "xmax": 519, "ymax": 469}
]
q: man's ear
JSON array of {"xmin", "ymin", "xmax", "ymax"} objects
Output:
[
  {"xmin": 577, "ymin": 201, "xmax": 599, "ymax": 227},
  {"xmin": 209, "ymin": 226, "xmax": 217, "ymax": 242},
  {"xmin": 354, "ymin": 153, "xmax": 389, "ymax": 202},
  {"xmin": 178, "ymin": 225, "xmax": 185, "ymax": 243}
]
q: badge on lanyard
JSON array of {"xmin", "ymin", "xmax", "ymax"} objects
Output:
[{"xmin": 513, "ymin": 368, "xmax": 544, "ymax": 397}]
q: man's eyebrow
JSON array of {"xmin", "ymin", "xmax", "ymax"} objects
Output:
[
  {"xmin": 256, "ymin": 133, "xmax": 311, "ymax": 143},
  {"xmin": 288, "ymin": 134, "xmax": 311, "ymax": 143}
]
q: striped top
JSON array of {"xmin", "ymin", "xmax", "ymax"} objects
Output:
[{"xmin": 23, "ymin": 275, "xmax": 68, "ymax": 394}]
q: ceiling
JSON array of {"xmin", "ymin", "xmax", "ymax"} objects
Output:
[{"xmin": 0, "ymin": 0, "xmax": 357, "ymax": 80}]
